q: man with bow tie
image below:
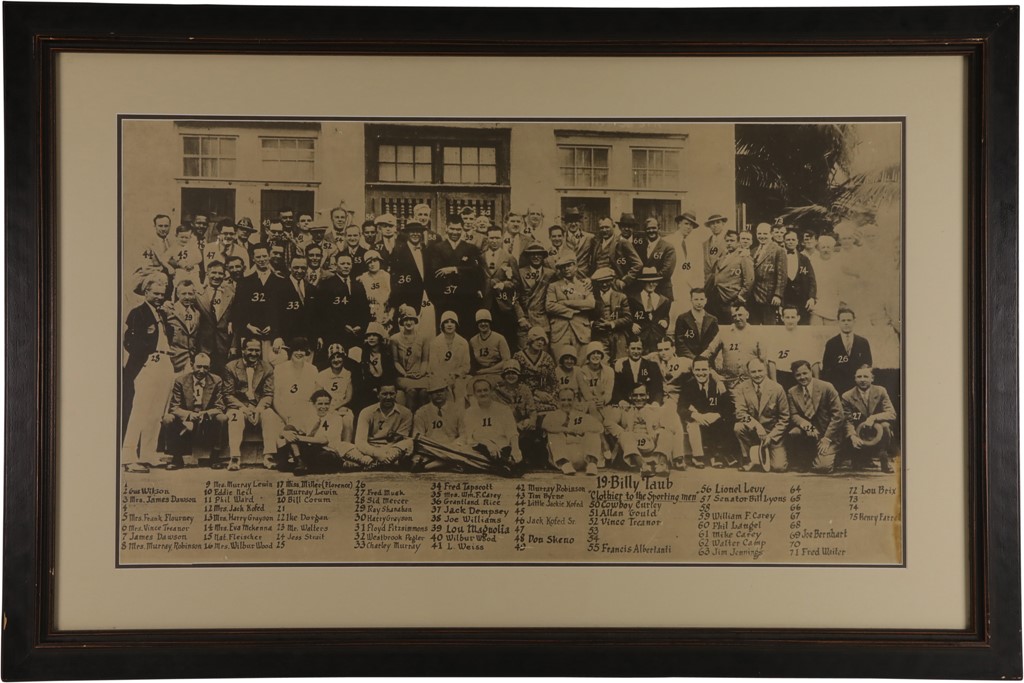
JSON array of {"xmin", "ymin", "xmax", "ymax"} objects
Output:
[
  {"xmin": 786, "ymin": 360, "xmax": 844, "ymax": 473},
  {"xmin": 732, "ymin": 357, "xmax": 790, "ymax": 472},
  {"xmin": 162, "ymin": 352, "xmax": 228, "ymax": 470},
  {"xmin": 628, "ymin": 268, "xmax": 671, "ymax": 353}
]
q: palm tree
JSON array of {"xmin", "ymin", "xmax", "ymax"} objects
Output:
[{"xmin": 736, "ymin": 123, "xmax": 900, "ymax": 233}]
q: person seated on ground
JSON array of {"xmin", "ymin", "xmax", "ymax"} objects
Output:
[
  {"xmin": 343, "ymin": 383, "xmax": 414, "ymax": 470},
  {"xmin": 786, "ymin": 359, "xmax": 844, "ymax": 474},
  {"xmin": 542, "ymin": 387, "xmax": 603, "ymax": 476},
  {"xmin": 458, "ymin": 378, "xmax": 523, "ymax": 475},
  {"xmin": 313, "ymin": 343, "xmax": 355, "ymax": 443},
  {"xmin": 841, "ymin": 364, "xmax": 897, "ymax": 473},
  {"xmin": 410, "ymin": 376, "xmax": 466, "ymax": 472},
  {"xmin": 281, "ymin": 389, "xmax": 357, "ymax": 476},
  {"xmin": 646, "ymin": 336, "xmax": 692, "ymax": 412},
  {"xmin": 678, "ymin": 357, "xmax": 735, "ymax": 469},
  {"xmin": 162, "ymin": 352, "xmax": 228, "ymax": 471},
  {"xmin": 604, "ymin": 383, "xmax": 684, "ymax": 477}
]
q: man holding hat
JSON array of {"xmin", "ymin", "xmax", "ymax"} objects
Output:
[
  {"xmin": 841, "ymin": 364, "xmax": 897, "ymax": 473},
  {"xmin": 732, "ymin": 357, "xmax": 790, "ymax": 472},
  {"xmin": 588, "ymin": 216, "xmax": 642, "ymax": 290},
  {"xmin": 590, "ymin": 267, "xmax": 632, "ymax": 362},
  {"xmin": 634, "ymin": 217, "xmax": 677, "ymax": 300},
  {"xmin": 562, "ymin": 207, "xmax": 595, "ymax": 275},
  {"xmin": 516, "ymin": 242, "xmax": 555, "ymax": 346},
  {"xmin": 545, "ymin": 252, "xmax": 596, "ymax": 353},
  {"xmin": 628, "ymin": 267, "xmax": 671, "ymax": 353}
]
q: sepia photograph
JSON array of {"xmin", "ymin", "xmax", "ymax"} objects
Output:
[{"xmin": 117, "ymin": 117, "xmax": 903, "ymax": 566}]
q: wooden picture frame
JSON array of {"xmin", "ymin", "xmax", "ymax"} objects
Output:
[{"xmin": 3, "ymin": 3, "xmax": 1019, "ymax": 679}]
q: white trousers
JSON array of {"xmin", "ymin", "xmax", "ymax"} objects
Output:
[{"xmin": 121, "ymin": 355, "xmax": 175, "ymax": 465}]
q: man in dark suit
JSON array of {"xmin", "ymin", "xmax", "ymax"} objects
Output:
[
  {"xmin": 786, "ymin": 359, "xmax": 844, "ymax": 473},
  {"xmin": 750, "ymin": 222, "xmax": 787, "ymax": 325},
  {"xmin": 627, "ymin": 268, "xmax": 671, "ymax": 353},
  {"xmin": 678, "ymin": 357, "xmax": 735, "ymax": 468},
  {"xmin": 425, "ymin": 214, "xmax": 484, "ymax": 332},
  {"xmin": 387, "ymin": 220, "xmax": 430, "ymax": 324},
  {"xmin": 673, "ymin": 288, "xmax": 720, "ymax": 361},
  {"xmin": 612, "ymin": 338, "xmax": 664, "ymax": 404},
  {"xmin": 633, "ymin": 217, "xmax": 677, "ymax": 300},
  {"xmin": 732, "ymin": 357, "xmax": 790, "ymax": 472},
  {"xmin": 782, "ymin": 230, "xmax": 817, "ymax": 324},
  {"xmin": 481, "ymin": 225, "xmax": 525, "ymax": 352},
  {"xmin": 590, "ymin": 267, "xmax": 633, "ymax": 362},
  {"xmin": 195, "ymin": 260, "xmax": 235, "ymax": 375},
  {"xmin": 842, "ymin": 364, "xmax": 897, "ymax": 472},
  {"xmin": 588, "ymin": 216, "xmax": 642, "ymax": 293},
  {"xmin": 122, "ymin": 272, "xmax": 172, "ymax": 433},
  {"xmin": 230, "ymin": 243, "xmax": 290, "ymax": 360},
  {"xmin": 279, "ymin": 254, "xmax": 315, "ymax": 343},
  {"xmin": 162, "ymin": 353, "xmax": 228, "ymax": 470},
  {"xmin": 820, "ymin": 306, "xmax": 872, "ymax": 396},
  {"xmin": 314, "ymin": 251, "xmax": 370, "ymax": 359},
  {"xmin": 335, "ymin": 224, "xmax": 369, "ymax": 278}
]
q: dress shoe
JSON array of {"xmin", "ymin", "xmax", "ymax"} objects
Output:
[
  {"xmin": 585, "ymin": 462, "xmax": 598, "ymax": 476},
  {"xmin": 124, "ymin": 463, "xmax": 149, "ymax": 473},
  {"xmin": 227, "ymin": 456, "xmax": 241, "ymax": 472},
  {"xmin": 262, "ymin": 454, "xmax": 276, "ymax": 470}
]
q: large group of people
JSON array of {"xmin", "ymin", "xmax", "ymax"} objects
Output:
[{"xmin": 121, "ymin": 202, "xmax": 900, "ymax": 478}]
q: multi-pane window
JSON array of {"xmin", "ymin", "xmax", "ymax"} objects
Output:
[
  {"xmin": 378, "ymin": 144, "xmax": 432, "ymax": 183},
  {"xmin": 632, "ymin": 148, "xmax": 681, "ymax": 189},
  {"xmin": 558, "ymin": 146, "xmax": 610, "ymax": 188},
  {"xmin": 182, "ymin": 135, "xmax": 237, "ymax": 178},
  {"xmin": 443, "ymin": 146, "xmax": 498, "ymax": 184},
  {"xmin": 261, "ymin": 137, "xmax": 315, "ymax": 180}
]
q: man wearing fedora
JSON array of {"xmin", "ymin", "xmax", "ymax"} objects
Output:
[
  {"xmin": 588, "ymin": 216, "xmax": 642, "ymax": 292},
  {"xmin": 628, "ymin": 267, "xmax": 672, "ymax": 353},
  {"xmin": 669, "ymin": 211, "xmax": 709, "ymax": 316},
  {"xmin": 634, "ymin": 217, "xmax": 677, "ymax": 300},
  {"xmin": 562, "ymin": 207, "xmax": 595, "ymax": 275},
  {"xmin": 617, "ymin": 212, "xmax": 640, "ymax": 244},
  {"xmin": 515, "ymin": 241, "xmax": 555, "ymax": 346},
  {"xmin": 841, "ymin": 364, "xmax": 896, "ymax": 473}
]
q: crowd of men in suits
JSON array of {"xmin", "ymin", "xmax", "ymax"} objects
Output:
[{"xmin": 120, "ymin": 202, "xmax": 899, "ymax": 478}]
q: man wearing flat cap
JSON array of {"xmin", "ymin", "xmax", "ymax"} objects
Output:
[
  {"xmin": 515, "ymin": 241, "xmax": 555, "ymax": 346},
  {"xmin": 545, "ymin": 253, "xmax": 596, "ymax": 353},
  {"xmin": 373, "ymin": 213, "xmax": 400, "ymax": 271},
  {"xmin": 590, "ymin": 267, "xmax": 632, "ymax": 362},
  {"xmin": 562, "ymin": 207, "xmax": 596, "ymax": 276}
]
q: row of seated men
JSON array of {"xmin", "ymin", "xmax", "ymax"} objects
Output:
[{"xmin": 141, "ymin": 320, "xmax": 897, "ymax": 478}]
